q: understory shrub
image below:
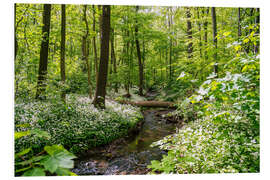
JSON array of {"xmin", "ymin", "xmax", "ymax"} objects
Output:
[
  {"xmin": 15, "ymin": 94, "xmax": 142, "ymax": 154},
  {"xmin": 148, "ymin": 54, "xmax": 259, "ymax": 173}
]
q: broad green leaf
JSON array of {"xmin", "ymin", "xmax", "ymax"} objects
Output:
[
  {"xmin": 44, "ymin": 145, "xmax": 65, "ymax": 156},
  {"xmin": 42, "ymin": 156, "xmax": 58, "ymax": 173},
  {"xmin": 55, "ymin": 167, "xmax": 77, "ymax": 176},
  {"xmin": 23, "ymin": 168, "xmax": 45, "ymax": 176}
]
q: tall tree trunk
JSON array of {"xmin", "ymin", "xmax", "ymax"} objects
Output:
[
  {"xmin": 203, "ymin": 7, "xmax": 209, "ymax": 60},
  {"xmin": 135, "ymin": 6, "xmax": 144, "ymax": 96},
  {"xmin": 93, "ymin": 5, "xmax": 110, "ymax": 109},
  {"xmin": 60, "ymin": 4, "xmax": 66, "ymax": 102},
  {"xmin": 254, "ymin": 8, "xmax": 260, "ymax": 53},
  {"xmin": 82, "ymin": 5, "xmax": 92, "ymax": 98},
  {"xmin": 245, "ymin": 8, "xmax": 254, "ymax": 54},
  {"xmin": 238, "ymin": 8, "xmax": 242, "ymax": 40},
  {"xmin": 92, "ymin": 5, "xmax": 98, "ymax": 85},
  {"xmin": 168, "ymin": 7, "xmax": 172, "ymax": 80},
  {"xmin": 14, "ymin": 4, "xmax": 18, "ymax": 60},
  {"xmin": 186, "ymin": 7, "xmax": 193, "ymax": 59},
  {"xmin": 111, "ymin": 28, "xmax": 118, "ymax": 92},
  {"xmin": 36, "ymin": 4, "xmax": 51, "ymax": 100},
  {"xmin": 15, "ymin": 4, "xmax": 29, "ymax": 60},
  {"xmin": 211, "ymin": 7, "xmax": 218, "ymax": 75},
  {"xmin": 197, "ymin": 8, "xmax": 202, "ymax": 58}
]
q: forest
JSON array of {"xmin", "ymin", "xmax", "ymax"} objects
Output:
[{"xmin": 14, "ymin": 3, "xmax": 260, "ymax": 176}]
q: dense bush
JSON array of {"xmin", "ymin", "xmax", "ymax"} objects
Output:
[
  {"xmin": 148, "ymin": 54, "xmax": 259, "ymax": 173},
  {"xmin": 15, "ymin": 94, "xmax": 142, "ymax": 154}
]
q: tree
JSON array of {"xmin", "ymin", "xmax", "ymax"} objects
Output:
[
  {"xmin": 237, "ymin": 8, "xmax": 242, "ymax": 39},
  {"xmin": 134, "ymin": 6, "xmax": 144, "ymax": 96},
  {"xmin": 196, "ymin": 8, "xmax": 202, "ymax": 58},
  {"xmin": 254, "ymin": 8, "xmax": 260, "ymax": 54},
  {"xmin": 92, "ymin": 5, "xmax": 111, "ymax": 109},
  {"xmin": 186, "ymin": 7, "xmax": 193, "ymax": 59},
  {"xmin": 92, "ymin": 5, "xmax": 98, "ymax": 84},
  {"xmin": 211, "ymin": 7, "xmax": 218, "ymax": 75},
  {"xmin": 82, "ymin": 5, "xmax": 92, "ymax": 98},
  {"xmin": 110, "ymin": 28, "xmax": 118, "ymax": 92},
  {"xmin": 35, "ymin": 4, "xmax": 51, "ymax": 99},
  {"xmin": 203, "ymin": 7, "xmax": 209, "ymax": 59},
  {"xmin": 60, "ymin": 4, "xmax": 66, "ymax": 102}
]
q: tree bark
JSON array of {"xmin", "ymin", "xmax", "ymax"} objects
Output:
[
  {"xmin": 168, "ymin": 7, "xmax": 173, "ymax": 80},
  {"xmin": 238, "ymin": 8, "xmax": 242, "ymax": 39},
  {"xmin": 14, "ymin": 4, "xmax": 18, "ymax": 60},
  {"xmin": 186, "ymin": 7, "xmax": 193, "ymax": 59},
  {"xmin": 211, "ymin": 7, "xmax": 218, "ymax": 75},
  {"xmin": 92, "ymin": 5, "xmax": 98, "ymax": 85},
  {"xmin": 92, "ymin": 5, "xmax": 110, "ymax": 109},
  {"xmin": 203, "ymin": 7, "xmax": 209, "ymax": 60},
  {"xmin": 197, "ymin": 8, "xmax": 202, "ymax": 58},
  {"xmin": 110, "ymin": 28, "xmax": 118, "ymax": 92},
  {"xmin": 135, "ymin": 6, "xmax": 144, "ymax": 96},
  {"xmin": 36, "ymin": 4, "xmax": 51, "ymax": 100},
  {"xmin": 82, "ymin": 5, "xmax": 92, "ymax": 98},
  {"xmin": 60, "ymin": 4, "xmax": 66, "ymax": 102},
  {"xmin": 254, "ymin": 8, "xmax": 260, "ymax": 54}
]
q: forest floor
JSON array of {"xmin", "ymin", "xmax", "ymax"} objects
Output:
[{"xmin": 72, "ymin": 89, "xmax": 182, "ymax": 175}]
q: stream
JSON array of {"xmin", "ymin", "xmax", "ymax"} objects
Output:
[{"xmin": 72, "ymin": 108, "xmax": 177, "ymax": 175}]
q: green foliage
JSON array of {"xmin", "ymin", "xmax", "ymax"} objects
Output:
[
  {"xmin": 15, "ymin": 129, "xmax": 77, "ymax": 176},
  {"xmin": 148, "ymin": 53, "xmax": 259, "ymax": 173},
  {"xmin": 15, "ymin": 94, "xmax": 142, "ymax": 154}
]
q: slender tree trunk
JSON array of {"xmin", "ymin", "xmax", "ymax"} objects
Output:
[
  {"xmin": 60, "ymin": 4, "xmax": 66, "ymax": 102},
  {"xmin": 111, "ymin": 28, "xmax": 118, "ymax": 92},
  {"xmin": 254, "ymin": 8, "xmax": 260, "ymax": 53},
  {"xmin": 134, "ymin": 6, "xmax": 143, "ymax": 96},
  {"xmin": 82, "ymin": 5, "xmax": 92, "ymax": 98},
  {"xmin": 15, "ymin": 4, "xmax": 30, "ymax": 60},
  {"xmin": 197, "ymin": 8, "xmax": 202, "ymax": 58},
  {"xmin": 203, "ymin": 7, "xmax": 209, "ymax": 60},
  {"xmin": 93, "ymin": 5, "xmax": 110, "ymax": 109},
  {"xmin": 245, "ymin": 8, "xmax": 254, "ymax": 54},
  {"xmin": 36, "ymin": 4, "xmax": 51, "ymax": 100},
  {"xmin": 92, "ymin": 5, "xmax": 98, "ymax": 85},
  {"xmin": 186, "ymin": 7, "xmax": 193, "ymax": 59},
  {"xmin": 14, "ymin": 4, "xmax": 18, "ymax": 60},
  {"xmin": 238, "ymin": 8, "xmax": 242, "ymax": 40},
  {"xmin": 168, "ymin": 8, "xmax": 172, "ymax": 80},
  {"xmin": 211, "ymin": 7, "xmax": 218, "ymax": 75}
]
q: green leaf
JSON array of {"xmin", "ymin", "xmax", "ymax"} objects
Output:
[
  {"xmin": 15, "ymin": 166, "xmax": 32, "ymax": 173},
  {"xmin": 16, "ymin": 155, "xmax": 48, "ymax": 166},
  {"xmin": 55, "ymin": 167, "xmax": 77, "ymax": 176},
  {"xmin": 44, "ymin": 145, "xmax": 65, "ymax": 156},
  {"xmin": 31, "ymin": 128, "xmax": 51, "ymax": 139},
  {"xmin": 15, "ymin": 130, "xmax": 30, "ymax": 140},
  {"xmin": 16, "ymin": 123, "xmax": 30, "ymax": 128},
  {"xmin": 23, "ymin": 168, "xmax": 45, "ymax": 176},
  {"xmin": 42, "ymin": 156, "xmax": 58, "ymax": 173},
  {"xmin": 15, "ymin": 148, "xmax": 32, "ymax": 159}
]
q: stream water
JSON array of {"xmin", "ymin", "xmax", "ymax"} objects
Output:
[{"xmin": 72, "ymin": 109, "xmax": 177, "ymax": 175}]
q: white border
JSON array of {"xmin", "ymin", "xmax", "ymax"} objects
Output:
[{"xmin": 1, "ymin": 0, "xmax": 269, "ymax": 180}]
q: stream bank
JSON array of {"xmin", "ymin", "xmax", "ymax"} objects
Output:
[{"xmin": 72, "ymin": 108, "xmax": 179, "ymax": 175}]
